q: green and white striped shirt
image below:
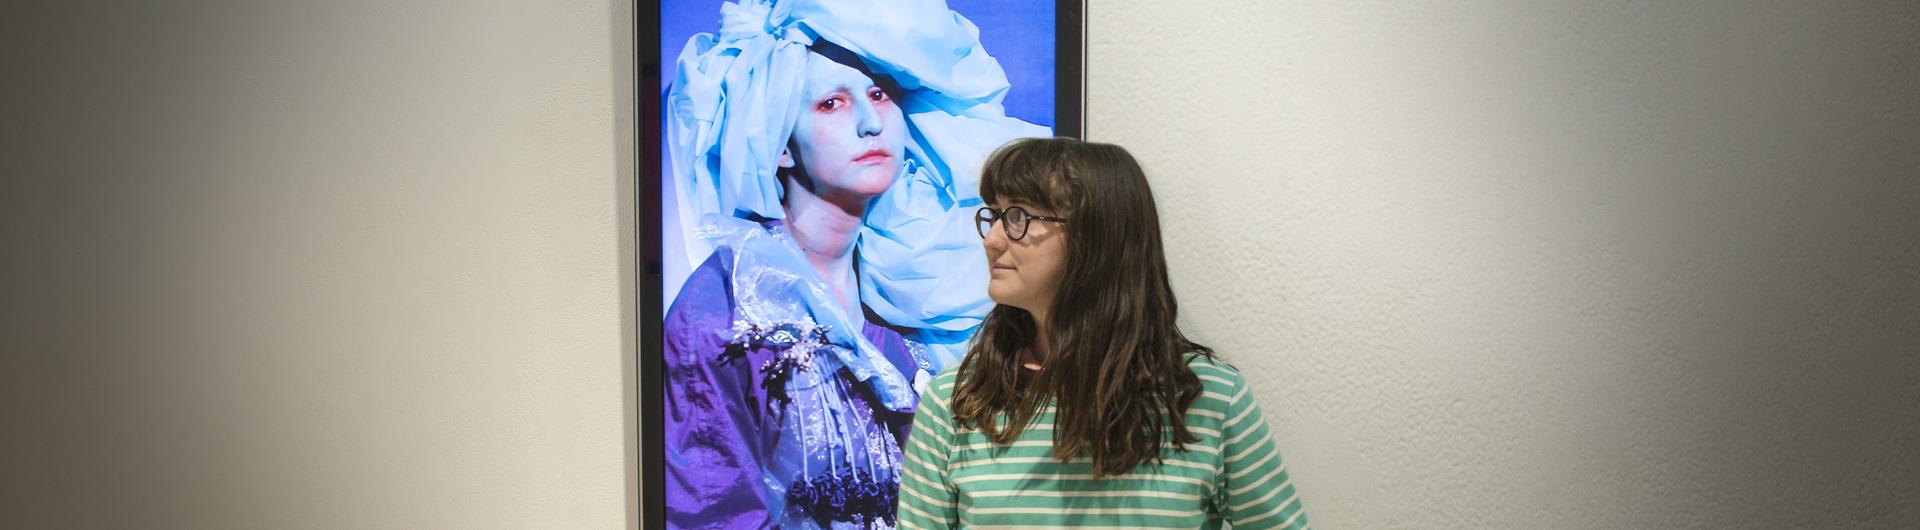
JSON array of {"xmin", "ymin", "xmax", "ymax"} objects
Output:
[{"xmin": 896, "ymin": 354, "xmax": 1311, "ymax": 530}]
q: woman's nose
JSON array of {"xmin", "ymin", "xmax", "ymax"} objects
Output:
[
  {"xmin": 981, "ymin": 220, "xmax": 1009, "ymax": 252},
  {"xmin": 854, "ymin": 97, "xmax": 883, "ymax": 137}
]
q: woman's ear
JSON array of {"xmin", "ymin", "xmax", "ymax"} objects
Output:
[{"xmin": 778, "ymin": 147, "xmax": 794, "ymax": 169}]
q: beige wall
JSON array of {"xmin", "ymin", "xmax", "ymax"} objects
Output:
[
  {"xmin": 1090, "ymin": 1, "xmax": 1918, "ymax": 528},
  {"xmin": 3, "ymin": 1, "xmax": 1915, "ymax": 529},
  {"xmin": 3, "ymin": 1, "xmax": 634, "ymax": 528}
]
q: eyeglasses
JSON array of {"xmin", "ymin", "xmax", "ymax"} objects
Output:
[{"xmin": 975, "ymin": 206, "xmax": 1069, "ymax": 241}]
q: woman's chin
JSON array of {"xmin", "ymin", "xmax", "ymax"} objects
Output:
[
  {"xmin": 841, "ymin": 163, "xmax": 898, "ymax": 188},
  {"xmin": 986, "ymin": 285, "xmax": 1023, "ymax": 309},
  {"xmin": 811, "ymin": 166, "xmax": 899, "ymax": 198}
]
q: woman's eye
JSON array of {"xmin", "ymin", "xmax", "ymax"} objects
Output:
[
  {"xmin": 817, "ymin": 97, "xmax": 844, "ymax": 111},
  {"xmin": 868, "ymin": 88, "xmax": 889, "ymax": 102}
]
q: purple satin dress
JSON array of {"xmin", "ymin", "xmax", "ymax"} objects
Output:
[{"xmin": 664, "ymin": 244, "xmax": 928, "ymax": 529}]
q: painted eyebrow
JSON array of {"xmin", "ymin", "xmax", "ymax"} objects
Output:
[
  {"xmin": 811, "ymin": 84, "xmax": 877, "ymax": 101},
  {"xmin": 808, "ymin": 87, "xmax": 851, "ymax": 105}
]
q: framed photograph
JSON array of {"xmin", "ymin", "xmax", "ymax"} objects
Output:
[{"xmin": 640, "ymin": 0, "xmax": 1083, "ymax": 526}]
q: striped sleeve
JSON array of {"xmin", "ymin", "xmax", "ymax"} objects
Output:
[
  {"xmin": 1216, "ymin": 369, "xmax": 1310, "ymax": 530},
  {"xmin": 895, "ymin": 374, "xmax": 959, "ymax": 529}
]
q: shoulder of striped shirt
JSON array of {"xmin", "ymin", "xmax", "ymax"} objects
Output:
[
  {"xmin": 924, "ymin": 366, "xmax": 961, "ymax": 407},
  {"xmin": 932, "ymin": 365, "xmax": 962, "ymax": 389},
  {"xmin": 1186, "ymin": 354, "xmax": 1245, "ymax": 395}
]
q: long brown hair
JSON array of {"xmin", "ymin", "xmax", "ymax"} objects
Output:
[{"xmin": 950, "ymin": 137, "xmax": 1215, "ymax": 478}]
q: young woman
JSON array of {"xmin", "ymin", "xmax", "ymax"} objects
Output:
[{"xmin": 896, "ymin": 138, "xmax": 1312, "ymax": 529}]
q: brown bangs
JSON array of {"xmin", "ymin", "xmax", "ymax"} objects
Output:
[{"xmin": 979, "ymin": 137, "xmax": 1076, "ymax": 214}]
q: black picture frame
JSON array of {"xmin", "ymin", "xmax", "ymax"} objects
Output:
[{"xmin": 637, "ymin": 2, "xmax": 1084, "ymax": 526}]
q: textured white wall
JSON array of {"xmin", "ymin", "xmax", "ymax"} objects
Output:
[{"xmin": 1086, "ymin": 1, "xmax": 1919, "ymax": 528}]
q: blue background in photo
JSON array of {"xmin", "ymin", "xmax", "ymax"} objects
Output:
[{"xmin": 657, "ymin": 0, "xmax": 1057, "ymax": 127}]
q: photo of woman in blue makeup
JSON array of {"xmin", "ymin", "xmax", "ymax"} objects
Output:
[{"xmin": 656, "ymin": 1, "xmax": 1056, "ymax": 527}]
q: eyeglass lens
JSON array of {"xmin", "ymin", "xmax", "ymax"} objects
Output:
[{"xmin": 975, "ymin": 207, "xmax": 1033, "ymax": 240}]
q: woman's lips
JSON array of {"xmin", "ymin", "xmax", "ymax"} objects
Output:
[{"xmin": 853, "ymin": 149, "xmax": 891, "ymax": 164}]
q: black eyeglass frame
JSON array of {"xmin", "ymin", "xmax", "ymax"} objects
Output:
[{"xmin": 975, "ymin": 206, "xmax": 1070, "ymax": 240}]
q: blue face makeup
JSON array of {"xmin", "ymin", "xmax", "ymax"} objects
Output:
[{"xmin": 787, "ymin": 51, "xmax": 909, "ymax": 199}]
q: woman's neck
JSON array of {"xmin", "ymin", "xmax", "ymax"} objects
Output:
[
  {"xmin": 1023, "ymin": 314, "xmax": 1051, "ymax": 371},
  {"xmin": 782, "ymin": 177, "xmax": 866, "ymax": 319}
]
